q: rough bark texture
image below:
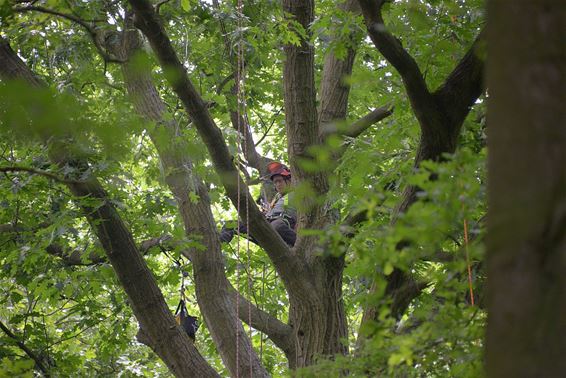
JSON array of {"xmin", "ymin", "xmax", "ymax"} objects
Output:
[
  {"xmin": 282, "ymin": 0, "xmax": 355, "ymax": 366},
  {"xmin": 486, "ymin": 1, "xmax": 566, "ymax": 377},
  {"xmin": 318, "ymin": 48, "xmax": 356, "ymax": 128},
  {"xmin": 317, "ymin": 0, "xmax": 360, "ymax": 131},
  {"xmin": 0, "ymin": 37, "xmax": 220, "ymax": 378},
  {"xmin": 282, "ymin": 0, "xmax": 322, "ymax": 192}
]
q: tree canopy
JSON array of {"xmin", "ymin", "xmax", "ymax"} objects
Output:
[{"xmin": 1, "ymin": 0, "xmax": 556, "ymax": 377}]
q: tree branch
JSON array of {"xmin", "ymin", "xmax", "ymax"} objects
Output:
[
  {"xmin": 228, "ymin": 285, "xmax": 295, "ymax": 357},
  {"xmin": 282, "ymin": 0, "xmax": 326, "ymax": 195},
  {"xmin": 13, "ymin": 6, "xmax": 125, "ymax": 63},
  {"xmin": 321, "ymin": 104, "xmax": 393, "ymax": 139},
  {"xmin": 45, "ymin": 243, "xmax": 106, "ymax": 265},
  {"xmin": 252, "ymin": 108, "xmax": 281, "ymax": 148},
  {"xmin": 127, "ymin": 0, "xmax": 316, "ymax": 303},
  {"xmin": 214, "ymin": 72, "xmax": 235, "ymax": 96},
  {"xmin": 318, "ymin": 0, "xmax": 361, "ymax": 129},
  {"xmin": 44, "ymin": 235, "xmax": 169, "ymax": 266},
  {"xmin": 210, "ymin": 1, "xmax": 272, "ymax": 173},
  {"xmin": 0, "ymin": 214, "xmax": 173, "ymax": 266},
  {"xmin": 227, "ymin": 88, "xmax": 272, "ymax": 171},
  {"xmin": 344, "ymin": 105, "xmax": 393, "ymax": 138},
  {"xmin": 0, "ymin": 319, "xmax": 51, "ymax": 376},
  {"xmin": 0, "ymin": 165, "xmax": 79, "ymax": 183},
  {"xmin": 433, "ymin": 30, "xmax": 486, "ymax": 129},
  {"xmin": 154, "ymin": 0, "xmax": 173, "ymax": 14},
  {"xmin": 358, "ymin": 0, "xmax": 439, "ymax": 134}
]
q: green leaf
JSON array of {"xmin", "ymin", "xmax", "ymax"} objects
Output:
[{"xmin": 383, "ymin": 262, "xmax": 394, "ymax": 276}]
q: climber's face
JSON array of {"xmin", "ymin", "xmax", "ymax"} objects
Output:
[{"xmin": 272, "ymin": 175, "xmax": 291, "ymax": 194}]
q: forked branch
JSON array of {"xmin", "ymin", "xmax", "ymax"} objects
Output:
[{"xmin": 358, "ymin": 0, "xmax": 437, "ymax": 131}]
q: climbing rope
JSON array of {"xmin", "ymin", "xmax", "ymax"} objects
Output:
[
  {"xmin": 463, "ymin": 218, "xmax": 475, "ymax": 306},
  {"xmin": 235, "ymin": 0, "xmax": 253, "ymax": 376}
]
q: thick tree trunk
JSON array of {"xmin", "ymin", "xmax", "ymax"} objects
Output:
[
  {"xmin": 320, "ymin": 258, "xmax": 348, "ymax": 356},
  {"xmin": 285, "ymin": 256, "xmax": 349, "ymax": 368},
  {"xmin": 486, "ymin": 1, "xmax": 566, "ymax": 377},
  {"xmin": 317, "ymin": 0, "xmax": 360, "ymax": 130},
  {"xmin": 287, "ymin": 297, "xmax": 325, "ymax": 368},
  {"xmin": 281, "ymin": 0, "xmax": 352, "ymax": 367},
  {"xmin": 282, "ymin": 0, "xmax": 320, "ymax": 188}
]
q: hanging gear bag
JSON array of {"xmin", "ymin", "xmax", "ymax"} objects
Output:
[{"xmin": 175, "ymin": 299, "xmax": 199, "ymax": 341}]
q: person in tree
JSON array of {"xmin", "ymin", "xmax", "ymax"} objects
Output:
[{"xmin": 219, "ymin": 161, "xmax": 297, "ymax": 247}]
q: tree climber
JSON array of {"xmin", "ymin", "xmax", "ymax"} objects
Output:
[{"xmin": 219, "ymin": 161, "xmax": 297, "ymax": 247}]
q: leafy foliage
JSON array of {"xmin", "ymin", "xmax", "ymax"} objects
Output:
[{"xmin": 1, "ymin": 0, "xmax": 486, "ymax": 376}]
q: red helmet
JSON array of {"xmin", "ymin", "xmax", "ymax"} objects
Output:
[{"xmin": 266, "ymin": 161, "xmax": 291, "ymax": 181}]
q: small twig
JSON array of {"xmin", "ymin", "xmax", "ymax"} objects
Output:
[
  {"xmin": 215, "ymin": 72, "xmax": 236, "ymax": 95},
  {"xmin": 0, "ymin": 166, "xmax": 80, "ymax": 184},
  {"xmin": 14, "ymin": 6, "xmax": 92, "ymax": 32},
  {"xmin": 13, "ymin": 6, "xmax": 125, "ymax": 63},
  {"xmin": 47, "ymin": 314, "xmax": 111, "ymax": 348},
  {"xmin": 80, "ymin": 80, "xmax": 123, "ymax": 93},
  {"xmin": 0, "ymin": 319, "xmax": 51, "ymax": 376},
  {"xmin": 253, "ymin": 108, "xmax": 281, "ymax": 147}
]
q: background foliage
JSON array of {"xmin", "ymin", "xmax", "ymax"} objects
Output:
[{"xmin": 1, "ymin": 0, "xmax": 486, "ymax": 376}]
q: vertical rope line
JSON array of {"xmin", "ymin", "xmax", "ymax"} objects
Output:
[
  {"xmin": 180, "ymin": 269, "xmax": 185, "ymax": 302},
  {"xmin": 236, "ymin": 1, "xmax": 254, "ymax": 375},
  {"xmin": 235, "ymin": 1, "xmax": 242, "ymax": 374},
  {"xmin": 237, "ymin": 1, "xmax": 253, "ymax": 375},
  {"xmin": 237, "ymin": 6, "xmax": 253, "ymax": 377},
  {"xmin": 259, "ymin": 263, "xmax": 266, "ymax": 363},
  {"xmin": 463, "ymin": 219, "xmax": 475, "ymax": 306}
]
